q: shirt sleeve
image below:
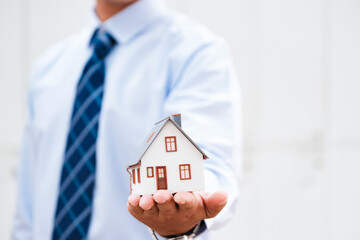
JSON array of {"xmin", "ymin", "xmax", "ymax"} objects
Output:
[
  {"xmin": 11, "ymin": 58, "xmax": 44, "ymax": 240},
  {"xmin": 163, "ymin": 38, "xmax": 242, "ymax": 231},
  {"xmin": 11, "ymin": 37, "xmax": 69, "ymax": 240},
  {"xmin": 12, "ymin": 106, "xmax": 35, "ymax": 240}
]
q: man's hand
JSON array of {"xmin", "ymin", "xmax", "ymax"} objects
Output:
[{"xmin": 127, "ymin": 190, "xmax": 227, "ymax": 237}]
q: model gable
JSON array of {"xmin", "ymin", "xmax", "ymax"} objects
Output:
[
  {"xmin": 128, "ymin": 115, "xmax": 208, "ymax": 168},
  {"xmin": 141, "ymin": 121, "xmax": 204, "ymax": 165}
]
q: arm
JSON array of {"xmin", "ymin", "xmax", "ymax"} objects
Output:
[
  {"xmin": 11, "ymin": 56, "xmax": 45, "ymax": 240},
  {"xmin": 128, "ymin": 39, "xmax": 241, "ymax": 237},
  {"xmin": 12, "ymin": 112, "xmax": 35, "ymax": 240}
]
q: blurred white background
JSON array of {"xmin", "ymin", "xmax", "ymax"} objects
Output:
[{"xmin": 1, "ymin": 0, "xmax": 359, "ymax": 239}]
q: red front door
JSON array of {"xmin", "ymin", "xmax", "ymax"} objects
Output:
[{"xmin": 156, "ymin": 166, "xmax": 167, "ymax": 190}]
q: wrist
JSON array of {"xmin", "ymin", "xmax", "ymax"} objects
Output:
[
  {"xmin": 164, "ymin": 223, "xmax": 198, "ymax": 239},
  {"xmin": 149, "ymin": 220, "xmax": 207, "ymax": 240}
]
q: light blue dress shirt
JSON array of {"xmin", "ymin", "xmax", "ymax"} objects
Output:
[{"xmin": 12, "ymin": 0, "xmax": 242, "ymax": 239}]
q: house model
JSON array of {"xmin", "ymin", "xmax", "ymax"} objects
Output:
[{"xmin": 127, "ymin": 114, "xmax": 207, "ymax": 195}]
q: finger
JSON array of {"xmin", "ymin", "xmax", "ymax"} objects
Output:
[
  {"xmin": 139, "ymin": 194, "xmax": 156, "ymax": 211},
  {"xmin": 174, "ymin": 192, "xmax": 197, "ymax": 211},
  {"xmin": 154, "ymin": 190, "xmax": 177, "ymax": 215},
  {"xmin": 139, "ymin": 194, "xmax": 159, "ymax": 217},
  {"xmin": 127, "ymin": 194, "xmax": 143, "ymax": 216},
  {"xmin": 199, "ymin": 191, "xmax": 228, "ymax": 218}
]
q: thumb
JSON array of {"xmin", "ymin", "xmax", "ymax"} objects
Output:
[{"xmin": 199, "ymin": 191, "xmax": 228, "ymax": 218}]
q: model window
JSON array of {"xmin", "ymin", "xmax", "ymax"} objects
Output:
[
  {"xmin": 165, "ymin": 136, "xmax": 177, "ymax": 152},
  {"xmin": 158, "ymin": 167, "xmax": 165, "ymax": 178},
  {"xmin": 179, "ymin": 164, "xmax": 191, "ymax": 180},
  {"xmin": 147, "ymin": 167, "xmax": 154, "ymax": 178},
  {"xmin": 132, "ymin": 169, "xmax": 136, "ymax": 184},
  {"xmin": 137, "ymin": 168, "xmax": 141, "ymax": 183}
]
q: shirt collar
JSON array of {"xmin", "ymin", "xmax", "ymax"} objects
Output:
[{"xmin": 90, "ymin": 0, "xmax": 167, "ymax": 44}]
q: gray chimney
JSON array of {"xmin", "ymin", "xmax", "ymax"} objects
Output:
[{"xmin": 171, "ymin": 114, "xmax": 182, "ymax": 128}]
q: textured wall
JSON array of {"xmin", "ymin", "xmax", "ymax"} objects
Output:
[{"xmin": 0, "ymin": 0, "xmax": 359, "ymax": 239}]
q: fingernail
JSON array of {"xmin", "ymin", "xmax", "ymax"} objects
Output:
[{"xmin": 218, "ymin": 199, "xmax": 227, "ymax": 206}]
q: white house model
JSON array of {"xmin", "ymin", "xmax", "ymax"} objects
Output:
[{"xmin": 127, "ymin": 114, "xmax": 207, "ymax": 195}]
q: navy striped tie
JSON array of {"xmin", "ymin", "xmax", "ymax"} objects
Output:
[{"xmin": 52, "ymin": 29, "xmax": 117, "ymax": 240}]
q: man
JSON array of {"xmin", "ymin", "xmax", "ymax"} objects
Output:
[{"xmin": 12, "ymin": 0, "xmax": 241, "ymax": 239}]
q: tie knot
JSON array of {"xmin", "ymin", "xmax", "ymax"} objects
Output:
[{"xmin": 90, "ymin": 29, "xmax": 117, "ymax": 59}]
